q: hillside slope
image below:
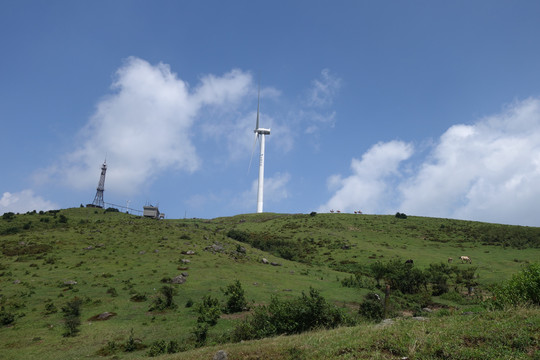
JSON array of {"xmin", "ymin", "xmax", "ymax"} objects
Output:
[{"xmin": 0, "ymin": 208, "xmax": 538, "ymax": 359}]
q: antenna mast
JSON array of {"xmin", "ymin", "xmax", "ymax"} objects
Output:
[{"xmin": 91, "ymin": 160, "xmax": 107, "ymax": 208}]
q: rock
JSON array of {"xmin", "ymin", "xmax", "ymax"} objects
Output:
[
  {"xmin": 213, "ymin": 350, "xmax": 228, "ymax": 360},
  {"xmin": 181, "ymin": 272, "xmax": 189, "ymax": 277},
  {"xmin": 13, "ymin": 279, "xmax": 21, "ymax": 284},
  {"xmin": 181, "ymin": 259, "xmax": 190, "ymax": 264},
  {"xmin": 154, "ymin": 249, "xmax": 159, "ymax": 253},
  {"xmin": 183, "ymin": 250, "xmax": 195, "ymax": 255},
  {"xmin": 139, "ymin": 251, "xmax": 146, "ymax": 255},
  {"xmin": 412, "ymin": 316, "xmax": 428, "ymax": 321},
  {"xmin": 171, "ymin": 275, "xmax": 186, "ymax": 284},
  {"xmin": 236, "ymin": 246, "xmax": 246, "ymax": 254},
  {"xmin": 205, "ymin": 243, "xmax": 224, "ymax": 253},
  {"xmin": 270, "ymin": 262, "xmax": 282, "ymax": 266},
  {"xmin": 64, "ymin": 280, "xmax": 77, "ymax": 285},
  {"xmin": 261, "ymin": 258, "xmax": 269, "ymax": 264},
  {"xmin": 84, "ymin": 245, "xmax": 94, "ymax": 250},
  {"xmin": 88, "ymin": 312, "xmax": 117, "ymax": 321}
]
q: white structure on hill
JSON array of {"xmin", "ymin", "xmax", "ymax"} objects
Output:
[{"xmin": 143, "ymin": 205, "xmax": 160, "ymax": 219}]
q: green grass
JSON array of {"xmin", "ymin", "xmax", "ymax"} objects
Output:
[
  {"xmin": 0, "ymin": 208, "xmax": 539, "ymax": 359},
  {"xmin": 157, "ymin": 306, "xmax": 540, "ymax": 360}
]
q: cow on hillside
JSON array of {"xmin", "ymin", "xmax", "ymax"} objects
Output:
[{"xmin": 459, "ymin": 255, "xmax": 472, "ymax": 264}]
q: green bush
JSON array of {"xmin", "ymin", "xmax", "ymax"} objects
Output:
[
  {"xmin": 358, "ymin": 293, "xmax": 384, "ymax": 321},
  {"xmin": 196, "ymin": 295, "xmax": 221, "ymax": 326},
  {"xmin": 2, "ymin": 212, "xmax": 15, "ymax": 221},
  {"xmin": 0, "ymin": 307, "xmax": 15, "ymax": 326},
  {"xmin": 62, "ymin": 297, "xmax": 82, "ymax": 337},
  {"xmin": 223, "ymin": 280, "xmax": 249, "ymax": 313},
  {"xmin": 491, "ymin": 263, "xmax": 540, "ymax": 307},
  {"xmin": 149, "ymin": 286, "xmax": 176, "ymax": 311},
  {"xmin": 231, "ymin": 288, "xmax": 353, "ymax": 342}
]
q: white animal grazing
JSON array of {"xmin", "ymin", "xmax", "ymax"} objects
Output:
[{"xmin": 459, "ymin": 256, "xmax": 472, "ymax": 264}]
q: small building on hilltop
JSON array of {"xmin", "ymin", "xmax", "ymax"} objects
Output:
[{"xmin": 143, "ymin": 205, "xmax": 160, "ymax": 219}]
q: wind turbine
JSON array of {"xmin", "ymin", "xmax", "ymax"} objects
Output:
[{"xmin": 249, "ymin": 85, "xmax": 271, "ymax": 213}]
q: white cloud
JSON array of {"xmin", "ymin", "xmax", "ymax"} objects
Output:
[
  {"xmin": 320, "ymin": 97, "xmax": 540, "ymax": 226},
  {"xmin": 307, "ymin": 69, "xmax": 341, "ymax": 108},
  {"xmin": 400, "ymin": 97, "xmax": 540, "ymax": 225},
  {"xmin": 318, "ymin": 141, "xmax": 413, "ymax": 214},
  {"xmin": 201, "ymin": 85, "xmax": 293, "ymax": 162},
  {"xmin": 40, "ymin": 57, "xmax": 253, "ymax": 195},
  {"xmin": 0, "ymin": 190, "xmax": 58, "ymax": 214},
  {"xmin": 239, "ymin": 172, "xmax": 291, "ymax": 212}
]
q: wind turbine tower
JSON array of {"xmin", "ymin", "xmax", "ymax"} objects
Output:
[{"xmin": 253, "ymin": 86, "xmax": 270, "ymax": 213}]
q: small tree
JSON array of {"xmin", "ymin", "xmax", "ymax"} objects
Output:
[
  {"xmin": 62, "ymin": 297, "xmax": 82, "ymax": 337},
  {"xmin": 149, "ymin": 285, "xmax": 177, "ymax": 311},
  {"xmin": 223, "ymin": 280, "xmax": 249, "ymax": 313}
]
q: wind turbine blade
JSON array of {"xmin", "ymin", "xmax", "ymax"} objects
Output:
[
  {"xmin": 248, "ymin": 133, "xmax": 259, "ymax": 174},
  {"xmin": 256, "ymin": 83, "xmax": 260, "ymax": 130}
]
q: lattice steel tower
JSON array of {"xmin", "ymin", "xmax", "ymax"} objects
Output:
[{"xmin": 91, "ymin": 160, "xmax": 107, "ymax": 208}]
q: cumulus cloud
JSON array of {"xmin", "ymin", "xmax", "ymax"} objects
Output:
[
  {"xmin": 41, "ymin": 57, "xmax": 252, "ymax": 195},
  {"xmin": 400, "ymin": 97, "xmax": 540, "ymax": 225},
  {"xmin": 320, "ymin": 97, "xmax": 540, "ymax": 226},
  {"xmin": 0, "ymin": 190, "xmax": 58, "ymax": 213},
  {"xmin": 318, "ymin": 141, "xmax": 413, "ymax": 214}
]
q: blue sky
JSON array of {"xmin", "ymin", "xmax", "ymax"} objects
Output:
[{"xmin": 2, "ymin": 1, "xmax": 540, "ymax": 226}]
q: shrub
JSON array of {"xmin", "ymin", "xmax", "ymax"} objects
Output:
[
  {"xmin": 359, "ymin": 293, "xmax": 384, "ymax": 322},
  {"xmin": 231, "ymin": 288, "xmax": 353, "ymax": 342},
  {"xmin": 104, "ymin": 207, "xmax": 119, "ymax": 213},
  {"xmin": 192, "ymin": 323, "xmax": 209, "ymax": 347},
  {"xmin": 2, "ymin": 212, "xmax": 15, "ymax": 221},
  {"xmin": 106, "ymin": 287, "xmax": 118, "ymax": 297},
  {"xmin": 395, "ymin": 212, "xmax": 407, "ymax": 219},
  {"xmin": 149, "ymin": 286, "xmax": 176, "ymax": 311},
  {"xmin": 147, "ymin": 340, "xmax": 167, "ymax": 356},
  {"xmin": 58, "ymin": 214, "xmax": 68, "ymax": 224},
  {"xmin": 0, "ymin": 307, "xmax": 15, "ymax": 326},
  {"xmin": 223, "ymin": 280, "xmax": 249, "ymax": 313},
  {"xmin": 491, "ymin": 263, "xmax": 540, "ymax": 307},
  {"xmin": 130, "ymin": 293, "xmax": 147, "ymax": 302},
  {"xmin": 62, "ymin": 297, "xmax": 82, "ymax": 337},
  {"xmin": 197, "ymin": 295, "xmax": 221, "ymax": 326},
  {"xmin": 124, "ymin": 328, "xmax": 136, "ymax": 352},
  {"xmin": 44, "ymin": 301, "xmax": 58, "ymax": 315}
]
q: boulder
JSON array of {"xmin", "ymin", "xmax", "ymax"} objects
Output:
[
  {"xmin": 88, "ymin": 312, "xmax": 117, "ymax": 321},
  {"xmin": 261, "ymin": 258, "xmax": 269, "ymax": 264},
  {"xmin": 171, "ymin": 275, "xmax": 186, "ymax": 284},
  {"xmin": 213, "ymin": 350, "xmax": 228, "ymax": 360}
]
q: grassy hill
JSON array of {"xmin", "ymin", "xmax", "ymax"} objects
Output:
[{"xmin": 0, "ymin": 208, "xmax": 538, "ymax": 359}]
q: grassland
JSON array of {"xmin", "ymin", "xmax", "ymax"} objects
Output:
[{"xmin": 0, "ymin": 208, "xmax": 538, "ymax": 359}]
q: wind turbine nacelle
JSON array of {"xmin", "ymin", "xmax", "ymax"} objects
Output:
[{"xmin": 255, "ymin": 128, "xmax": 271, "ymax": 135}]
